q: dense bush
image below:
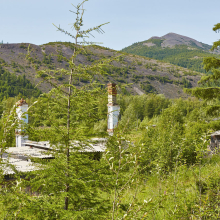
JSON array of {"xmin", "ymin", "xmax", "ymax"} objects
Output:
[
  {"xmin": 118, "ymin": 94, "xmax": 170, "ymax": 130},
  {"xmin": 138, "ymin": 98, "xmax": 220, "ymax": 173}
]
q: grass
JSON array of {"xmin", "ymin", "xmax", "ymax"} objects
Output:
[{"xmin": 112, "ymin": 154, "xmax": 220, "ymax": 219}]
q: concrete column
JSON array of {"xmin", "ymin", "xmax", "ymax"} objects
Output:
[
  {"xmin": 16, "ymin": 98, "xmax": 28, "ymax": 147},
  {"xmin": 107, "ymin": 83, "xmax": 120, "ymax": 135}
]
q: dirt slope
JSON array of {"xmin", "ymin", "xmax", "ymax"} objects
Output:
[{"xmin": 0, "ymin": 42, "xmax": 202, "ymax": 99}]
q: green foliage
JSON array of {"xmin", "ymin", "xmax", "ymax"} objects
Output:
[
  {"xmin": 18, "ymin": 153, "xmax": 109, "ymax": 219},
  {"xmin": 2, "ymin": 1, "xmax": 120, "ymax": 217},
  {"xmin": 19, "ymin": 43, "xmax": 28, "ymax": 50},
  {"xmin": 43, "ymin": 41, "xmax": 75, "ymax": 51},
  {"xmin": 93, "ymin": 119, "xmax": 107, "ymax": 133},
  {"xmin": 57, "ymin": 50, "xmax": 63, "ymax": 63},
  {"xmin": 0, "ymin": 58, "xmax": 7, "ymax": 67},
  {"xmin": 118, "ymin": 94, "xmax": 170, "ymax": 130},
  {"xmin": 186, "ymin": 23, "xmax": 220, "ymax": 115},
  {"xmin": 0, "ymin": 67, "xmax": 41, "ymax": 100},
  {"xmin": 122, "ymin": 43, "xmax": 219, "ymax": 73},
  {"xmin": 2, "ymin": 4, "xmax": 220, "ymax": 220},
  {"xmin": 146, "ymin": 75, "xmax": 173, "ymax": 83},
  {"xmin": 146, "ymin": 38, "xmax": 164, "ymax": 47},
  {"xmin": 132, "ymin": 73, "xmax": 144, "ymax": 83},
  {"xmin": 146, "ymin": 74, "xmax": 192, "ymax": 88},
  {"xmin": 182, "ymin": 77, "xmax": 192, "ymax": 88},
  {"xmin": 42, "ymin": 53, "xmax": 52, "ymax": 64},
  {"xmin": 11, "ymin": 60, "xmax": 17, "ymax": 68},
  {"xmin": 102, "ymin": 133, "xmax": 145, "ymax": 219},
  {"xmin": 25, "ymin": 45, "xmax": 42, "ymax": 66},
  {"xmin": 102, "ymin": 65, "xmax": 130, "ymax": 77},
  {"xmin": 139, "ymin": 99, "xmax": 208, "ymax": 173},
  {"xmin": 140, "ymin": 81, "xmax": 157, "ymax": 93},
  {"xmin": 28, "ymin": 88, "xmax": 105, "ymax": 138}
]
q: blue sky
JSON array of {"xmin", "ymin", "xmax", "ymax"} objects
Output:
[{"xmin": 1, "ymin": 0, "xmax": 220, "ymax": 50}]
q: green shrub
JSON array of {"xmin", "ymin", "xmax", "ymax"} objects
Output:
[
  {"xmin": 93, "ymin": 119, "xmax": 107, "ymax": 133},
  {"xmin": 57, "ymin": 75, "xmax": 64, "ymax": 81},
  {"xmin": 19, "ymin": 44, "xmax": 28, "ymax": 50}
]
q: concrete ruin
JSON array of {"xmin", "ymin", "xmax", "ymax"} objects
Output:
[
  {"xmin": 107, "ymin": 83, "xmax": 120, "ymax": 135},
  {"xmin": 15, "ymin": 98, "xmax": 28, "ymax": 148},
  {"xmin": 2, "ymin": 83, "xmax": 120, "ymax": 175},
  {"xmin": 209, "ymin": 131, "xmax": 220, "ymax": 152}
]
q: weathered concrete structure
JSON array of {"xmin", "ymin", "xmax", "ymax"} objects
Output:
[
  {"xmin": 107, "ymin": 83, "xmax": 120, "ymax": 135},
  {"xmin": 15, "ymin": 98, "xmax": 28, "ymax": 148},
  {"xmin": 5, "ymin": 83, "xmax": 120, "ymax": 175},
  {"xmin": 209, "ymin": 131, "xmax": 220, "ymax": 152}
]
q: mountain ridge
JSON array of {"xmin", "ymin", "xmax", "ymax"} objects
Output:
[
  {"xmin": 0, "ymin": 42, "xmax": 202, "ymax": 99},
  {"xmin": 148, "ymin": 32, "xmax": 211, "ymax": 50},
  {"xmin": 121, "ymin": 33, "xmax": 220, "ymax": 73}
]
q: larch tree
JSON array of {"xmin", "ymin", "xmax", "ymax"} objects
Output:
[
  {"xmin": 0, "ymin": 1, "xmax": 119, "ymax": 219},
  {"xmin": 186, "ymin": 23, "xmax": 220, "ymax": 113}
]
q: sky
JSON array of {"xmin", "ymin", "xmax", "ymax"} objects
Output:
[{"xmin": 1, "ymin": 0, "xmax": 220, "ymax": 50}]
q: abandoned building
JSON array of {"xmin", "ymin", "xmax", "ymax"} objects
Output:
[
  {"xmin": 2, "ymin": 83, "xmax": 120, "ymax": 176},
  {"xmin": 209, "ymin": 130, "xmax": 220, "ymax": 152}
]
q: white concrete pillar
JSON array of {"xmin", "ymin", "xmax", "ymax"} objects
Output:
[
  {"xmin": 16, "ymin": 99, "xmax": 28, "ymax": 147},
  {"xmin": 107, "ymin": 83, "xmax": 120, "ymax": 135}
]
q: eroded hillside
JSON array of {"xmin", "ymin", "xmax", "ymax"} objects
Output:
[{"xmin": 0, "ymin": 42, "xmax": 202, "ymax": 99}]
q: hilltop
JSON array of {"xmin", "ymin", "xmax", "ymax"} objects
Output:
[
  {"xmin": 0, "ymin": 42, "xmax": 202, "ymax": 99},
  {"xmin": 147, "ymin": 33, "xmax": 211, "ymax": 49},
  {"xmin": 122, "ymin": 33, "xmax": 220, "ymax": 73}
]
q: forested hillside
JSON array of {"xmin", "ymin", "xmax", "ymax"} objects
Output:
[
  {"xmin": 0, "ymin": 67, "xmax": 40, "ymax": 101},
  {"xmin": 122, "ymin": 33, "xmax": 220, "ymax": 73},
  {"xmin": 0, "ymin": 42, "xmax": 202, "ymax": 99},
  {"xmin": 0, "ymin": 58, "xmax": 40, "ymax": 101}
]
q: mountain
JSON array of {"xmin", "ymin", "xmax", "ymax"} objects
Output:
[
  {"xmin": 0, "ymin": 42, "xmax": 202, "ymax": 99},
  {"xmin": 121, "ymin": 33, "xmax": 220, "ymax": 73},
  {"xmin": 148, "ymin": 33, "xmax": 211, "ymax": 49}
]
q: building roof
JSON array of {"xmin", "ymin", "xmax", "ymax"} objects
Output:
[
  {"xmin": 24, "ymin": 138, "xmax": 107, "ymax": 153},
  {"xmin": 24, "ymin": 141, "xmax": 51, "ymax": 150},
  {"xmin": 72, "ymin": 139, "xmax": 107, "ymax": 153},
  {"xmin": 6, "ymin": 146, "xmax": 53, "ymax": 159},
  {"xmin": 211, "ymin": 131, "xmax": 220, "ymax": 136},
  {"xmin": 1, "ymin": 158, "xmax": 38, "ymax": 175},
  {"xmin": 3, "ymin": 138, "xmax": 107, "ymax": 175}
]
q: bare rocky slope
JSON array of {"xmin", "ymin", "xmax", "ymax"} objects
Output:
[
  {"xmin": 0, "ymin": 42, "xmax": 202, "ymax": 99},
  {"xmin": 149, "ymin": 32, "xmax": 211, "ymax": 49}
]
